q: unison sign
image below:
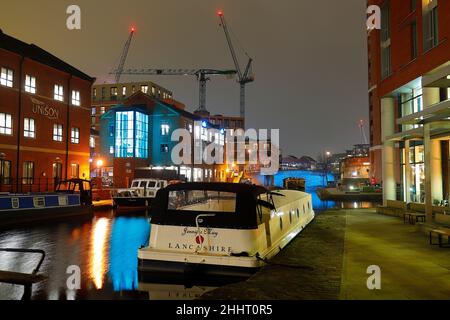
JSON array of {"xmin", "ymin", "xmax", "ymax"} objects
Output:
[{"xmin": 31, "ymin": 97, "xmax": 60, "ymax": 120}]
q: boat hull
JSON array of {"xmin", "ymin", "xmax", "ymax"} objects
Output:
[{"xmin": 0, "ymin": 205, "xmax": 92, "ymax": 228}]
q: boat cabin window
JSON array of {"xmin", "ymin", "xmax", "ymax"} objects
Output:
[
  {"xmin": 168, "ymin": 190, "xmax": 237, "ymax": 213},
  {"xmin": 131, "ymin": 181, "xmax": 139, "ymax": 188},
  {"xmin": 139, "ymin": 181, "xmax": 147, "ymax": 188},
  {"xmin": 147, "ymin": 181, "xmax": 157, "ymax": 188}
]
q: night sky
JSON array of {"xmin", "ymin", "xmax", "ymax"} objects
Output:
[{"xmin": 0, "ymin": 0, "xmax": 369, "ymax": 159}]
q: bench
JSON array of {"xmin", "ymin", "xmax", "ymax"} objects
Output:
[
  {"xmin": 377, "ymin": 200, "xmax": 407, "ymax": 217},
  {"xmin": 0, "ymin": 248, "xmax": 46, "ymax": 300},
  {"xmin": 429, "ymin": 229, "xmax": 450, "ymax": 248},
  {"xmin": 404, "ymin": 212, "xmax": 426, "ymax": 225}
]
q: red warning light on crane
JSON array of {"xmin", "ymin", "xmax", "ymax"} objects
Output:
[
  {"xmin": 217, "ymin": 10, "xmax": 223, "ymax": 16},
  {"xmin": 130, "ymin": 26, "xmax": 136, "ymax": 33}
]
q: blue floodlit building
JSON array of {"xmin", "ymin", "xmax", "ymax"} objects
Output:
[{"xmin": 95, "ymin": 91, "xmax": 226, "ymax": 187}]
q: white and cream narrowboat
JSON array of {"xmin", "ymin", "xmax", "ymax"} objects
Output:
[{"xmin": 138, "ymin": 183, "xmax": 315, "ymax": 277}]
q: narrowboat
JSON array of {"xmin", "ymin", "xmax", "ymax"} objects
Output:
[
  {"xmin": 138, "ymin": 182, "xmax": 315, "ymax": 277},
  {"xmin": 0, "ymin": 179, "xmax": 93, "ymax": 227},
  {"xmin": 112, "ymin": 179, "xmax": 168, "ymax": 209}
]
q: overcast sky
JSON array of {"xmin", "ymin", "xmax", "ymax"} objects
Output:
[{"xmin": 0, "ymin": 0, "xmax": 369, "ymax": 159}]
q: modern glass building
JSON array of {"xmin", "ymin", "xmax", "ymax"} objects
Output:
[{"xmin": 114, "ymin": 111, "xmax": 149, "ymax": 159}]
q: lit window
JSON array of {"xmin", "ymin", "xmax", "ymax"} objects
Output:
[
  {"xmin": 0, "ymin": 113, "xmax": 12, "ymax": 135},
  {"xmin": 70, "ymin": 164, "xmax": 79, "ymax": 178},
  {"xmin": 110, "ymin": 87, "xmax": 118, "ymax": 98},
  {"xmin": 25, "ymin": 75, "xmax": 36, "ymax": 94},
  {"xmin": 132, "ymin": 85, "xmax": 136, "ymax": 93},
  {"xmin": 158, "ymin": 89, "xmax": 161, "ymax": 97},
  {"xmin": 101, "ymin": 107, "xmax": 106, "ymax": 114},
  {"xmin": 24, "ymin": 118, "xmax": 35, "ymax": 138},
  {"xmin": 71, "ymin": 127, "xmax": 80, "ymax": 144},
  {"xmin": 109, "ymin": 146, "xmax": 114, "ymax": 154},
  {"xmin": 151, "ymin": 87, "xmax": 156, "ymax": 95},
  {"xmin": 115, "ymin": 111, "xmax": 148, "ymax": 158},
  {"xmin": 122, "ymin": 86, "xmax": 127, "ymax": 96},
  {"xmin": 54, "ymin": 85, "xmax": 64, "ymax": 101},
  {"xmin": 0, "ymin": 67, "xmax": 13, "ymax": 87},
  {"xmin": 22, "ymin": 162, "xmax": 34, "ymax": 185},
  {"xmin": 72, "ymin": 90, "xmax": 80, "ymax": 106},
  {"xmin": 90, "ymin": 137, "xmax": 95, "ymax": 148},
  {"xmin": 188, "ymin": 124, "xmax": 193, "ymax": 133},
  {"xmin": 93, "ymin": 88, "xmax": 97, "ymax": 99},
  {"xmin": 141, "ymin": 85, "xmax": 149, "ymax": 94},
  {"xmin": 91, "ymin": 107, "xmax": 96, "ymax": 115},
  {"xmin": 161, "ymin": 124, "xmax": 170, "ymax": 136},
  {"xmin": 53, "ymin": 124, "xmax": 63, "ymax": 142}
]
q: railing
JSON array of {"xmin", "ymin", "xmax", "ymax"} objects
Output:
[
  {"xmin": 0, "ymin": 177, "xmax": 64, "ymax": 194},
  {"xmin": 0, "ymin": 248, "xmax": 46, "ymax": 274}
]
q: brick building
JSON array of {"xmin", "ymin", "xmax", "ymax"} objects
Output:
[
  {"xmin": 367, "ymin": 0, "xmax": 450, "ymax": 215},
  {"xmin": 0, "ymin": 29, "xmax": 95, "ymax": 192}
]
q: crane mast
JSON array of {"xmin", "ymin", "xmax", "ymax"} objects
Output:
[
  {"xmin": 115, "ymin": 27, "xmax": 135, "ymax": 84},
  {"xmin": 217, "ymin": 11, "xmax": 254, "ymax": 121}
]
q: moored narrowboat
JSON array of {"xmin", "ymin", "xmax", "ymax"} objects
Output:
[{"xmin": 138, "ymin": 182, "xmax": 315, "ymax": 277}]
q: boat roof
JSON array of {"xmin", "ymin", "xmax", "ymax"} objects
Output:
[{"xmin": 162, "ymin": 182, "xmax": 268, "ymax": 197}]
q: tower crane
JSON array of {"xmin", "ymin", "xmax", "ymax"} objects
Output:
[
  {"xmin": 217, "ymin": 10, "xmax": 254, "ymax": 121},
  {"xmin": 114, "ymin": 27, "xmax": 136, "ymax": 84},
  {"xmin": 110, "ymin": 68, "xmax": 236, "ymax": 114},
  {"xmin": 359, "ymin": 119, "xmax": 368, "ymax": 145}
]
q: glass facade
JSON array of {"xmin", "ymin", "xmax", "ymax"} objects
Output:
[
  {"xmin": 135, "ymin": 112, "xmax": 149, "ymax": 158},
  {"xmin": 400, "ymin": 142, "xmax": 425, "ymax": 203},
  {"xmin": 115, "ymin": 111, "xmax": 148, "ymax": 158}
]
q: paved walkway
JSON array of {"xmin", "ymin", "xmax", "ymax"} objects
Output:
[
  {"xmin": 340, "ymin": 209, "xmax": 450, "ymax": 300},
  {"xmin": 203, "ymin": 209, "xmax": 450, "ymax": 300}
]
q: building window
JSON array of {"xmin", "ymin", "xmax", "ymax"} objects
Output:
[
  {"xmin": 161, "ymin": 124, "xmax": 170, "ymax": 136},
  {"xmin": 53, "ymin": 162, "xmax": 62, "ymax": 180},
  {"xmin": 53, "ymin": 124, "xmax": 63, "ymax": 142},
  {"xmin": 90, "ymin": 137, "xmax": 95, "ymax": 148},
  {"xmin": 72, "ymin": 90, "xmax": 81, "ymax": 106},
  {"xmin": 54, "ymin": 85, "xmax": 64, "ymax": 101},
  {"xmin": 115, "ymin": 111, "xmax": 134, "ymax": 158},
  {"xmin": 115, "ymin": 111, "xmax": 148, "ymax": 158},
  {"xmin": 92, "ymin": 107, "xmax": 96, "ymax": 115},
  {"xmin": 70, "ymin": 164, "xmax": 79, "ymax": 178},
  {"xmin": 93, "ymin": 88, "xmax": 97, "ymax": 99},
  {"xmin": 411, "ymin": 0, "xmax": 416, "ymax": 11},
  {"xmin": 110, "ymin": 87, "xmax": 118, "ymax": 100},
  {"xmin": 411, "ymin": 21, "xmax": 418, "ymax": 60},
  {"xmin": 380, "ymin": 4, "xmax": 391, "ymax": 79},
  {"xmin": 161, "ymin": 144, "xmax": 169, "ymax": 153},
  {"xmin": 101, "ymin": 87, "xmax": 106, "ymax": 99},
  {"xmin": 22, "ymin": 161, "xmax": 34, "ymax": 185},
  {"xmin": 0, "ymin": 160, "xmax": 11, "ymax": 184},
  {"xmin": 423, "ymin": 1, "xmax": 439, "ymax": 52},
  {"xmin": 141, "ymin": 85, "xmax": 149, "ymax": 94},
  {"xmin": 0, "ymin": 113, "xmax": 12, "ymax": 135},
  {"xmin": 24, "ymin": 118, "xmax": 35, "ymax": 138},
  {"xmin": 71, "ymin": 127, "xmax": 80, "ymax": 144},
  {"xmin": 135, "ymin": 112, "xmax": 149, "ymax": 158},
  {"xmin": 109, "ymin": 146, "xmax": 114, "ymax": 154},
  {"xmin": 132, "ymin": 85, "xmax": 136, "ymax": 94},
  {"xmin": 151, "ymin": 86, "xmax": 156, "ymax": 95},
  {"xmin": 122, "ymin": 86, "xmax": 127, "ymax": 96},
  {"xmin": 188, "ymin": 124, "xmax": 193, "ymax": 133},
  {"xmin": 25, "ymin": 75, "xmax": 36, "ymax": 94},
  {"xmin": 0, "ymin": 67, "xmax": 13, "ymax": 88},
  {"xmin": 101, "ymin": 107, "xmax": 106, "ymax": 114}
]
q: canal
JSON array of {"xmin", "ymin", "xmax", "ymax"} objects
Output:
[{"xmin": 0, "ymin": 170, "xmax": 377, "ymax": 300}]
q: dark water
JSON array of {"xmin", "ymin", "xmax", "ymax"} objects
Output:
[{"xmin": 0, "ymin": 170, "xmax": 378, "ymax": 300}]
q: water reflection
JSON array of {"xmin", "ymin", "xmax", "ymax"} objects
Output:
[
  {"xmin": 109, "ymin": 217, "xmax": 150, "ymax": 292},
  {"xmin": 90, "ymin": 218, "xmax": 110, "ymax": 289}
]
